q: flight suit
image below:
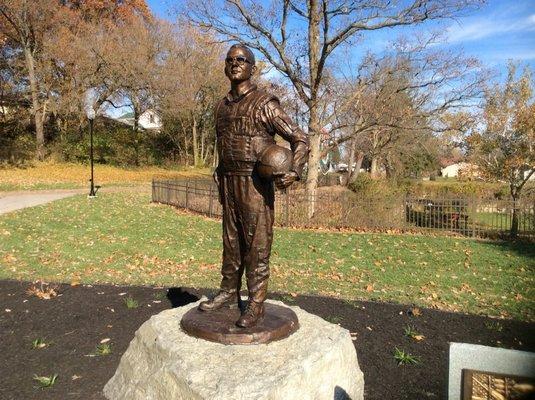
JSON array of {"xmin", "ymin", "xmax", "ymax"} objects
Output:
[{"xmin": 214, "ymin": 84, "xmax": 308, "ymax": 303}]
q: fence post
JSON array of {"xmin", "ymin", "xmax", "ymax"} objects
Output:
[
  {"xmin": 185, "ymin": 181, "xmax": 189, "ymax": 209},
  {"xmin": 471, "ymin": 197, "xmax": 477, "ymax": 238},
  {"xmin": 285, "ymin": 189, "xmax": 290, "ymax": 226},
  {"xmin": 209, "ymin": 185, "xmax": 214, "ymax": 217},
  {"xmin": 166, "ymin": 180, "xmax": 170, "ymax": 205}
]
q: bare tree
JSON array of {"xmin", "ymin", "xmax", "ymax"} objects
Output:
[
  {"xmin": 182, "ymin": 0, "xmax": 484, "ymax": 214},
  {"xmin": 328, "ymin": 38, "xmax": 485, "ymax": 181},
  {"xmin": 158, "ymin": 24, "xmax": 227, "ymax": 167},
  {"xmin": 469, "ymin": 63, "xmax": 534, "ymax": 237}
]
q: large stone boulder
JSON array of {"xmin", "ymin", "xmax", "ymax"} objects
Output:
[{"xmin": 104, "ymin": 300, "xmax": 364, "ymax": 400}]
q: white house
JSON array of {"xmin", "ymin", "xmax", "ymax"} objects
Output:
[
  {"xmin": 441, "ymin": 162, "xmax": 479, "ymax": 178},
  {"xmin": 115, "ymin": 110, "xmax": 162, "ymax": 131}
]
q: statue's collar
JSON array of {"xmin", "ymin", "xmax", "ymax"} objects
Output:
[{"xmin": 225, "ymin": 84, "xmax": 257, "ymax": 103}]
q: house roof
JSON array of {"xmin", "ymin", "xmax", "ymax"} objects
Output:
[{"xmin": 118, "ymin": 112, "xmax": 134, "ymax": 119}]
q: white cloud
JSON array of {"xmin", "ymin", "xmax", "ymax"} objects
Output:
[{"xmin": 446, "ymin": 14, "xmax": 535, "ymax": 43}]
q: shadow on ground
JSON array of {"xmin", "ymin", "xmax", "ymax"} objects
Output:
[{"xmin": 1, "ymin": 280, "xmax": 533, "ymax": 400}]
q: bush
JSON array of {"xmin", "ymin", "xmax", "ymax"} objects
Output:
[
  {"xmin": 0, "ymin": 123, "xmax": 36, "ymax": 166},
  {"xmin": 348, "ymin": 173, "xmax": 402, "ymax": 199},
  {"xmin": 51, "ymin": 124, "xmax": 176, "ymax": 167}
]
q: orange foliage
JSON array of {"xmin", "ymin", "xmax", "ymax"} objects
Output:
[{"xmin": 64, "ymin": 0, "xmax": 152, "ymax": 23}]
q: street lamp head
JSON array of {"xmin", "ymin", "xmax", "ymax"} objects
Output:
[
  {"xmin": 83, "ymin": 90, "xmax": 96, "ymax": 120},
  {"xmin": 85, "ymin": 106, "xmax": 96, "ymax": 120}
]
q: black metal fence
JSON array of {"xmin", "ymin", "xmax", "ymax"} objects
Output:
[{"xmin": 152, "ymin": 179, "xmax": 535, "ymax": 238}]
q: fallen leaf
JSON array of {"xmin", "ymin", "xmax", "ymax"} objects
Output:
[
  {"xmin": 100, "ymin": 338, "xmax": 111, "ymax": 344},
  {"xmin": 408, "ymin": 307, "xmax": 422, "ymax": 317},
  {"xmin": 365, "ymin": 284, "xmax": 374, "ymax": 292},
  {"xmin": 413, "ymin": 335, "xmax": 425, "ymax": 341}
]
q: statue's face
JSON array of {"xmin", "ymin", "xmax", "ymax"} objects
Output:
[{"xmin": 224, "ymin": 47, "xmax": 255, "ymax": 82}]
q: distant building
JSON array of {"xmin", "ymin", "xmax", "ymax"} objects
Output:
[
  {"xmin": 441, "ymin": 162, "xmax": 480, "ymax": 179},
  {"xmin": 115, "ymin": 110, "xmax": 162, "ymax": 131}
]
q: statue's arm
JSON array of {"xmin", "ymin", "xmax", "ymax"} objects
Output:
[{"xmin": 263, "ymin": 100, "xmax": 309, "ymax": 180}]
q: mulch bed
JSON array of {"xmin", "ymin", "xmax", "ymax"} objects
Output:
[{"xmin": 1, "ymin": 279, "xmax": 533, "ymax": 400}]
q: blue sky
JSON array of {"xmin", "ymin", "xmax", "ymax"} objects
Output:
[{"xmin": 148, "ymin": 0, "xmax": 535, "ymax": 78}]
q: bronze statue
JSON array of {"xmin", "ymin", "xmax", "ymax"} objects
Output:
[{"xmin": 198, "ymin": 44, "xmax": 309, "ymax": 328}]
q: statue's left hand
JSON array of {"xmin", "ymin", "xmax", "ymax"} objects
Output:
[{"xmin": 273, "ymin": 171, "xmax": 298, "ymax": 190}]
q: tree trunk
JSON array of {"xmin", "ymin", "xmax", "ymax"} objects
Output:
[
  {"xmin": 370, "ymin": 156, "xmax": 379, "ymax": 178},
  {"xmin": 345, "ymin": 139, "xmax": 356, "ymax": 186},
  {"xmin": 23, "ymin": 46, "xmax": 45, "ymax": 160},
  {"xmin": 304, "ymin": 0, "xmax": 321, "ymax": 219},
  {"xmin": 350, "ymin": 151, "xmax": 365, "ymax": 184},
  {"xmin": 133, "ymin": 108, "xmax": 140, "ymax": 166},
  {"xmin": 305, "ymin": 117, "xmax": 321, "ymax": 218},
  {"xmin": 510, "ymin": 188, "xmax": 519, "ymax": 238},
  {"xmin": 179, "ymin": 118, "xmax": 190, "ymax": 166},
  {"xmin": 192, "ymin": 115, "xmax": 200, "ymax": 167}
]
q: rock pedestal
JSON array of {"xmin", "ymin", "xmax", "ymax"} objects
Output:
[{"xmin": 103, "ymin": 300, "xmax": 364, "ymax": 400}]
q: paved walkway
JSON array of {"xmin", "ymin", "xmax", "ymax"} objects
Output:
[
  {"xmin": 0, "ymin": 189, "xmax": 85, "ymax": 215},
  {"xmin": 0, "ymin": 186, "xmax": 151, "ymax": 215}
]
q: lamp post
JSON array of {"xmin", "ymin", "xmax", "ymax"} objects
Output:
[{"xmin": 84, "ymin": 100, "xmax": 97, "ymax": 198}]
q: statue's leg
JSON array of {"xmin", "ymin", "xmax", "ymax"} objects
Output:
[
  {"xmin": 234, "ymin": 174, "xmax": 274, "ymax": 327},
  {"xmin": 220, "ymin": 175, "xmax": 244, "ymax": 293},
  {"xmin": 199, "ymin": 175, "xmax": 243, "ymax": 311},
  {"xmin": 237, "ymin": 174, "xmax": 274, "ymax": 304}
]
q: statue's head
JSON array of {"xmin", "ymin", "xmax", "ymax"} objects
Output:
[{"xmin": 225, "ymin": 44, "xmax": 256, "ymax": 82}]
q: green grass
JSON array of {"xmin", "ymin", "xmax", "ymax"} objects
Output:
[
  {"xmin": 403, "ymin": 326, "xmax": 422, "ymax": 340},
  {"xmin": 393, "ymin": 348, "xmax": 421, "ymax": 365},
  {"xmin": 33, "ymin": 374, "xmax": 58, "ymax": 388},
  {"xmin": 124, "ymin": 296, "xmax": 139, "ymax": 309},
  {"xmin": 0, "ymin": 192, "xmax": 533, "ymax": 321},
  {"xmin": 94, "ymin": 343, "xmax": 112, "ymax": 356},
  {"xmin": 474, "ymin": 212, "xmax": 512, "ymax": 229}
]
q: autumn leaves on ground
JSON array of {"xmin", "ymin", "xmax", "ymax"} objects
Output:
[
  {"xmin": 0, "ymin": 162, "xmax": 211, "ymax": 191},
  {"xmin": 0, "ymin": 189, "xmax": 533, "ymax": 321}
]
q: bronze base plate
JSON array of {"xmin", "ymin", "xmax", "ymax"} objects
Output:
[{"xmin": 180, "ymin": 303, "xmax": 299, "ymax": 345}]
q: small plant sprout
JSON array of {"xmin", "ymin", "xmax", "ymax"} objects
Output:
[
  {"xmin": 95, "ymin": 343, "xmax": 112, "ymax": 356},
  {"xmin": 484, "ymin": 320, "xmax": 503, "ymax": 332},
  {"xmin": 153, "ymin": 291, "xmax": 167, "ymax": 300},
  {"xmin": 31, "ymin": 338, "xmax": 48, "ymax": 349},
  {"xmin": 124, "ymin": 296, "xmax": 139, "ymax": 309},
  {"xmin": 33, "ymin": 374, "xmax": 58, "ymax": 388},
  {"xmin": 393, "ymin": 347, "xmax": 421, "ymax": 365},
  {"xmin": 404, "ymin": 326, "xmax": 425, "ymax": 341}
]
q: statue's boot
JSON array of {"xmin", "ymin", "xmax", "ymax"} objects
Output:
[
  {"xmin": 198, "ymin": 291, "xmax": 239, "ymax": 311},
  {"xmin": 236, "ymin": 300, "xmax": 265, "ymax": 328}
]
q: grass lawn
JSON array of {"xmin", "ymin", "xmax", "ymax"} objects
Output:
[
  {"xmin": 0, "ymin": 192, "xmax": 533, "ymax": 321},
  {"xmin": 474, "ymin": 212, "xmax": 512, "ymax": 229},
  {"xmin": 0, "ymin": 162, "xmax": 211, "ymax": 191}
]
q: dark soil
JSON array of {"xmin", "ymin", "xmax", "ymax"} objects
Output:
[{"xmin": 1, "ymin": 279, "xmax": 533, "ymax": 400}]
